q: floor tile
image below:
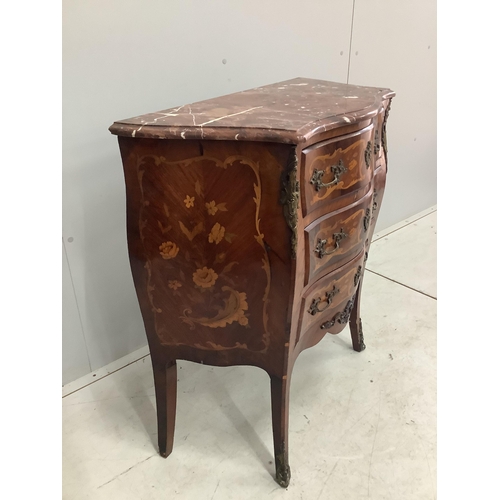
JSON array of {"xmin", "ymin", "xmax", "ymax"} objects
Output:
[
  {"xmin": 63, "ymin": 271, "xmax": 436, "ymax": 500},
  {"xmin": 367, "ymin": 211, "xmax": 437, "ymax": 298}
]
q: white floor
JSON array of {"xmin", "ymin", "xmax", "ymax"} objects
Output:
[{"xmin": 63, "ymin": 207, "xmax": 437, "ymax": 500}]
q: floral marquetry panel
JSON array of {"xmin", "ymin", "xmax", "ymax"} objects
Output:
[{"xmin": 119, "ymin": 138, "xmax": 295, "ymax": 359}]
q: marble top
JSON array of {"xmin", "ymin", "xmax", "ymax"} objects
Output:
[{"xmin": 109, "ymin": 77, "xmax": 394, "ymax": 144}]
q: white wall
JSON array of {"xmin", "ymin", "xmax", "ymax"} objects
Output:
[
  {"xmin": 62, "ymin": 0, "xmax": 436, "ymax": 384},
  {"xmin": 349, "ymin": 0, "xmax": 437, "ymax": 222}
]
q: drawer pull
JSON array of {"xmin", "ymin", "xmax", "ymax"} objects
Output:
[
  {"xmin": 354, "ymin": 266, "xmax": 362, "ymax": 287},
  {"xmin": 310, "ymin": 160, "xmax": 347, "ymax": 191},
  {"xmin": 363, "ymin": 208, "xmax": 371, "ymax": 232},
  {"xmin": 320, "ymin": 296, "xmax": 356, "ymax": 329},
  {"xmin": 372, "ymin": 191, "xmax": 378, "ymax": 219},
  {"xmin": 307, "ymin": 285, "xmax": 339, "ymax": 316},
  {"xmin": 314, "ymin": 228, "xmax": 348, "ymax": 258},
  {"xmin": 364, "ymin": 141, "xmax": 372, "ymax": 169},
  {"xmin": 374, "ymin": 130, "xmax": 381, "ymax": 155}
]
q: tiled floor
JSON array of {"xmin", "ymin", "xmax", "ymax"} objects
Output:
[{"xmin": 63, "ymin": 207, "xmax": 437, "ymax": 500}]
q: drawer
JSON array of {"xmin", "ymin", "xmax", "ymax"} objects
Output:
[
  {"xmin": 304, "ymin": 189, "xmax": 373, "ymax": 285},
  {"xmin": 300, "ymin": 124, "xmax": 374, "ymax": 218},
  {"xmin": 298, "ymin": 251, "xmax": 364, "ymax": 341}
]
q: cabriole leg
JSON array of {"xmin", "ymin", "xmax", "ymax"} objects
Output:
[
  {"xmin": 270, "ymin": 374, "xmax": 291, "ymax": 488},
  {"xmin": 349, "ymin": 277, "xmax": 366, "ymax": 352}
]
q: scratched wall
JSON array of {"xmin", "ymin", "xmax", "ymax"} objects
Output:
[{"xmin": 62, "ymin": 0, "xmax": 436, "ymax": 384}]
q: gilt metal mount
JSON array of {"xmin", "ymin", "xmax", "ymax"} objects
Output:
[
  {"xmin": 315, "ymin": 228, "xmax": 348, "ymax": 259},
  {"xmin": 308, "ymin": 285, "xmax": 339, "ymax": 316},
  {"xmin": 280, "ymin": 151, "xmax": 299, "ymax": 258},
  {"xmin": 320, "ymin": 295, "xmax": 356, "ymax": 329},
  {"xmin": 310, "ymin": 160, "xmax": 347, "ymax": 191},
  {"xmin": 354, "ymin": 266, "xmax": 362, "ymax": 287},
  {"xmin": 364, "ymin": 141, "xmax": 372, "ymax": 169}
]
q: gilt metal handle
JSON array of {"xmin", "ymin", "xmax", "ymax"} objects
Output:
[
  {"xmin": 310, "ymin": 160, "xmax": 347, "ymax": 191},
  {"xmin": 364, "ymin": 141, "xmax": 372, "ymax": 169},
  {"xmin": 321, "ymin": 296, "xmax": 356, "ymax": 329},
  {"xmin": 362, "ymin": 208, "xmax": 371, "ymax": 232},
  {"xmin": 354, "ymin": 265, "xmax": 362, "ymax": 287},
  {"xmin": 374, "ymin": 130, "xmax": 381, "ymax": 156},
  {"xmin": 308, "ymin": 285, "xmax": 339, "ymax": 316},
  {"xmin": 315, "ymin": 228, "xmax": 348, "ymax": 259}
]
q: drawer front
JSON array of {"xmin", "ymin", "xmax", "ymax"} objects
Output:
[
  {"xmin": 298, "ymin": 251, "xmax": 364, "ymax": 340},
  {"xmin": 304, "ymin": 189, "xmax": 373, "ymax": 285},
  {"xmin": 301, "ymin": 124, "xmax": 374, "ymax": 218}
]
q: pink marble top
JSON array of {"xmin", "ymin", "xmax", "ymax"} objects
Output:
[{"xmin": 109, "ymin": 77, "xmax": 394, "ymax": 144}]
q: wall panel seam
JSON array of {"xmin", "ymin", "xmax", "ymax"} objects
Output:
[
  {"xmin": 346, "ymin": 0, "xmax": 356, "ymax": 84},
  {"xmin": 63, "ymin": 238, "xmax": 91, "ymax": 373}
]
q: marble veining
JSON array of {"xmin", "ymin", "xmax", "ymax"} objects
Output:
[{"xmin": 109, "ymin": 77, "xmax": 394, "ymax": 144}]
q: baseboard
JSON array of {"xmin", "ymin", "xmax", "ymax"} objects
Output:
[
  {"xmin": 62, "ymin": 344, "xmax": 150, "ymax": 397},
  {"xmin": 372, "ymin": 205, "xmax": 436, "ymax": 242}
]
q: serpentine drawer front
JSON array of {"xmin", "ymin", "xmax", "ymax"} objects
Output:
[
  {"xmin": 304, "ymin": 189, "xmax": 374, "ymax": 286},
  {"xmin": 298, "ymin": 250, "xmax": 365, "ymax": 346},
  {"xmin": 301, "ymin": 125, "xmax": 374, "ymax": 219},
  {"xmin": 109, "ymin": 77, "xmax": 395, "ymax": 489}
]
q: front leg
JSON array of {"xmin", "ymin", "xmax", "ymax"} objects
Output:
[
  {"xmin": 349, "ymin": 276, "xmax": 366, "ymax": 352},
  {"xmin": 270, "ymin": 374, "xmax": 291, "ymax": 488},
  {"xmin": 151, "ymin": 357, "xmax": 177, "ymax": 457}
]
